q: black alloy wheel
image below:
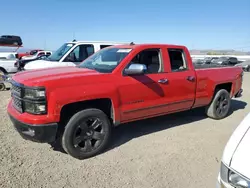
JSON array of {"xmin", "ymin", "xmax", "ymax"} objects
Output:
[
  {"xmin": 215, "ymin": 93, "xmax": 230, "ymax": 118},
  {"xmin": 206, "ymin": 89, "xmax": 231, "ymax": 119},
  {"xmin": 73, "ymin": 117, "xmax": 105, "ymax": 152},
  {"xmin": 62, "ymin": 108, "xmax": 112, "ymax": 159}
]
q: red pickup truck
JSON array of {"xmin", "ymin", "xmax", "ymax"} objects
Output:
[{"xmin": 7, "ymin": 43, "xmax": 243, "ymax": 159}]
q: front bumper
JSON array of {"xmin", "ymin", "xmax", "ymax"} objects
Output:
[
  {"xmin": 8, "ymin": 113, "xmax": 58, "ymax": 143},
  {"xmin": 217, "ymin": 173, "xmax": 234, "ymax": 188}
]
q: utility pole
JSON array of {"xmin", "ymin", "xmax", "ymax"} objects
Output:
[{"xmin": 44, "ymin": 39, "xmax": 47, "ymax": 50}]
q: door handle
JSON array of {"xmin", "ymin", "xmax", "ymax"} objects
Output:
[
  {"xmin": 158, "ymin": 78, "xmax": 168, "ymax": 84},
  {"xmin": 186, "ymin": 76, "xmax": 195, "ymax": 82}
]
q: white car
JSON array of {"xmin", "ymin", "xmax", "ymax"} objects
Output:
[
  {"xmin": 24, "ymin": 41, "xmax": 127, "ymax": 70},
  {"xmin": 0, "ymin": 54, "xmax": 18, "ymax": 74},
  {"xmin": 217, "ymin": 112, "xmax": 250, "ymax": 188}
]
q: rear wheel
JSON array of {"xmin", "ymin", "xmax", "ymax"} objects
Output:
[
  {"xmin": 247, "ymin": 66, "xmax": 250, "ymax": 72},
  {"xmin": 205, "ymin": 89, "xmax": 231, "ymax": 119},
  {"xmin": 62, "ymin": 108, "xmax": 112, "ymax": 159}
]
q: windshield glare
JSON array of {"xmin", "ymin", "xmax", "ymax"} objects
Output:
[
  {"xmin": 48, "ymin": 43, "xmax": 75, "ymax": 61},
  {"xmin": 78, "ymin": 48, "xmax": 132, "ymax": 73}
]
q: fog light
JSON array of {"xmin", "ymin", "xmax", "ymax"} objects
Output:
[{"xmin": 229, "ymin": 171, "xmax": 249, "ymax": 188}]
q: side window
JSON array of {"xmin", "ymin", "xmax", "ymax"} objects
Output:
[
  {"xmin": 86, "ymin": 46, "xmax": 94, "ymax": 56},
  {"xmin": 46, "ymin": 52, "xmax": 52, "ymax": 56},
  {"xmin": 64, "ymin": 44, "xmax": 94, "ymax": 63},
  {"xmin": 130, "ymin": 48, "xmax": 162, "ymax": 74},
  {"xmin": 229, "ymin": 57, "xmax": 237, "ymax": 62},
  {"xmin": 38, "ymin": 52, "xmax": 45, "ymax": 56},
  {"xmin": 168, "ymin": 49, "xmax": 187, "ymax": 72},
  {"xmin": 100, "ymin": 45, "xmax": 112, "ymax": 49}
]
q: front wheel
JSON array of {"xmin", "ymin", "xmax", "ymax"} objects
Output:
[
  {"xmin": 62, "ymin": 108, "xmax": 112, "ymax": 159},
  {"xmin": 205, "ymin": 89, "xmax": 231, "ymax": 120}
]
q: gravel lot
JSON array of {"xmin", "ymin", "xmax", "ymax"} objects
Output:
[{"xmin": 0, "ymin": 73, "xmax": 249, "ymax": 188}]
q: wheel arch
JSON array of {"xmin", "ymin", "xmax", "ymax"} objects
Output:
[
  {"xmin": 59, "ymin": 98, "xmax": 116, "ymax": 129},
  {"xmin": 0, "ymin": 67, "xmax": 7, "ymax": 74}
]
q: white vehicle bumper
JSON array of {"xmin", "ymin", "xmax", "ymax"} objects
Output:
[
  {"xmin": 217, "ymin": 173, "xmax": 234, "ymax": 188},
  {"xmin": 6, "ymin": 67, "xmax": 18, "ymax": 73}
]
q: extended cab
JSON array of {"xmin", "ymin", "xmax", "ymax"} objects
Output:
[
  {"xmin": 23, "ymin": 41, "xmax": 126, "ymax": 70},
  {"xmin": 7, "ymin": 44, "xmax": 243, "ymax": 159}
]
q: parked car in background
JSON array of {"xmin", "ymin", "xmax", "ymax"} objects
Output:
[
  {"xmin": 8, "ymin": 43, "xmax": 243, "ymax": 159},
  {"xmin": 0, "ymin": 55, "xmax": 18, "ymax": 75},
  {"xmin": 0, "ymin": 35, "xmax": 22, "ymax": 46},
  {"xmin": 16, "ymin": 54, "xmax": 51, "ymax": 71},
  {"xmin": 217, "ymin": 112, "xmax": 250, "ymax": 188},
  {"xmin": 0, "ymin": 52, "xmax": 18, "ymax": 59},
  {"xmin": 23, "ymin": 40, "xmax": 127, "ymax": 70},
  {"xmin": 203, "ymin": 57, "xmax": 219, "ymax": 64},
  {"xmin": 235, "ymin": 60, "xmax": 250, "ymax": 72},
  {"xmin": 213, "ymin": 56, "xmax": 239, "ymax": 66},
  {"xmin": 21, "ymin": 50, "xmax": 52, "ymax": 61},
  {"xmin": 17, "ymin": 49, "xmax": 43, "ymax": 59}
]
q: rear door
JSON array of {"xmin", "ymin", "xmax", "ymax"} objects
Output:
[{"xmin": 159, "ymin": 48, "xmax": 196, "ymax": 111}]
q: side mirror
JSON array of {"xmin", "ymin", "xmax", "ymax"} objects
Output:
[{"xmin": 124, "ymin": 64, "xmax": 147, "ymax": 75}]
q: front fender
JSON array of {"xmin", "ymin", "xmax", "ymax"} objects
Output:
[{"xmin": 47, "ymin": 83, "xmax": 121, "ymax": 123}]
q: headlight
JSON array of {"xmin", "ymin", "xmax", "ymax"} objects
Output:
[
  {"xmin": 24, "ymin": 101, "xmax": 46, "ymax": 114},
  {"xmin": 220, "ymin": 162, "xmax": 250, "ymax": 188},
  {"xmin": 24, "ymin": 88, "xmax": 46, "ymax": 100},
  {"xmin": 23, "ymin": 87, "xmax": 47, "ymax": 114}
]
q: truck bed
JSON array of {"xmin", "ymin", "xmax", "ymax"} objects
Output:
[{"xmin": 194, "ymin": 63, "xmax": 228, "ymax": 69}]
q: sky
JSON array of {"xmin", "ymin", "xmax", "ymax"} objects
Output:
[{"xmin": 0, "ymin": 0, "xmax": 249, "ymax": 51}]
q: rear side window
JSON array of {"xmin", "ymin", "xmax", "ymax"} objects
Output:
[
  {"xmin": 100, "ymin": 45, "xmax": 112, "ymax": 49},
  {"xmin": 229, "ymin": 57, "xmax": 237, "ymax": 61},
  {"xmin": 86, "ymin": 46, "xmax": 94, "ymax": 56},
  {"xmin": 46, "ymin": 52, "xmax": 52, "ymax": 56},
  {"xmin": 168, "ymin": 49, "xmax": 187, "ymax": 72},
  {"xmin": 38, "ymin": 52, "xmax": 45, "ymax": 56}
]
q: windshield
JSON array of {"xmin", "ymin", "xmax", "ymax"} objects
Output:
[
  {"xmin": 78, "ymin": 48, "xmax": 132, "ymax": 73},
  {"xmin": 47, "ymin": 43, "xmax": 75, "ymax": 61},
  {"xmin": 30, "ymin": 50, "xmax": 38, "ymax": 55}
]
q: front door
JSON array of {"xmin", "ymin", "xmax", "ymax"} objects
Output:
[{"xmin": 118, "ymin": 48, "xmax": 170, "ymax": 122}]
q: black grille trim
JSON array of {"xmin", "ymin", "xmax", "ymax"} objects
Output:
[{"xmin": 11, "ymin": 81, "xmax": 24, "ymax": 113}]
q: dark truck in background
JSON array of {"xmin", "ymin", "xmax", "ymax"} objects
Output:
[{"xmin": 7, "ymin": 43, "xmax": 243, "ymax": 159}]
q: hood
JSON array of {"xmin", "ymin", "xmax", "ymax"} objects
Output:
[
  {"xmin": 230, "ymin": 123, "xmax": 250, "ymax": 179},
  {"xmin": 13, "ymin": 66, "xmax": 101, "ymax": 86},
  {"xmin": 24, "ymin": 60, "xmax": 76, "ymax": 70},
  {"xmin": 222, "ymin": 113, "xmax": 250, "ymax": 167},
  {"xmin": 22, "ymin": 55, "xmax": 36, "ymax": 60}
]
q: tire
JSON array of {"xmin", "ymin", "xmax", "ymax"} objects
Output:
[
  {"xmin": 0, "ymin": 83, "xmax": 6, "ymax": 91},
  {"xmin": 62, "ymin": 108, "xmax": 112, "ymax": 159},
  {"xmin": 205, "ymin": 89, "xmax": 231, "ymax": 120},
  {"xmin": 247, "ymin": 66, "xmax": 250, "ymax": 72}
]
